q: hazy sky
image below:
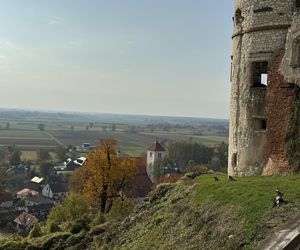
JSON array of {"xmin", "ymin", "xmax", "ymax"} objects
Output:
[{"xmin": 0, "ymin": 1, "xmax": 234, "ymax": 119}]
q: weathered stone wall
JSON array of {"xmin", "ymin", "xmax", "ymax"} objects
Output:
[
  {"xmin": 229, "ymin": 0, "xmax": 300, "ymax": 176},
  {"xmin": 233, "ymin": 0, "xmax": 293, "ymax": 34}
]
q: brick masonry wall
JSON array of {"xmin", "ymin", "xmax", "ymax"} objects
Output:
[{"xmin": 263, "ymin": 53, "xmax": 298, "ymax": 175}]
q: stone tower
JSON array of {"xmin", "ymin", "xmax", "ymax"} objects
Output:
[
  {"xmin": 229, "ymin": 0, "xmax": 300, "ymax": 176},
  {"xmin": 146, "ymin": 140, "xmax": 166, "ymax": 182}
]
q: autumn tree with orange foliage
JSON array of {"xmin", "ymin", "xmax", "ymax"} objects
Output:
[{"xmin": 69, "ymin": 139, "xmax": 138, "ymax": 213}]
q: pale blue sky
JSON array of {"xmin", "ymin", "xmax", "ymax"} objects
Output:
[{"xmin": 0, "ymin": 1, "xmax": 234, "ymax": 119}]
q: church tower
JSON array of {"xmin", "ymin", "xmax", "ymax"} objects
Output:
[
  {"xmin": 229, "ymin": 0, "xmax": 300, "ymax": 176},
  {"xmin": 146, "ymin": 140, "xmax": 166, "ymax": 182}
]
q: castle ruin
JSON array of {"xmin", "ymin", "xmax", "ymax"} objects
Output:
[{"xmin": 229, "ymin": 0, "xmax": 300, "ymax": 176}]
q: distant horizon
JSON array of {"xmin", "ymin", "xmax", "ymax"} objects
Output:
[{"xmin": 0, "ymin": 106, "xmax": 229, "ymax": 121}]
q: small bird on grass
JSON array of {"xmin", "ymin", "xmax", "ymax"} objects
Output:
[
  {"xmin": 228, "ymin": 176, "xmax": 237, "ymax": 181},
  {"xmin": 214, "ymin": 176, "xmax": 219, "ymax": 181},
  {"xmin": 273, "ymin": 189, "xmax": 285, "ymax": 208}
]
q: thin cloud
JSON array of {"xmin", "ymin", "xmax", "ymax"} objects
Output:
[
  {"xmin": 48, "ymin": 17, "xmax": 62, "ymax": 25},
  {"xmin": 0, "ymin": 39, "xmax": 18, "ymax": 50}
]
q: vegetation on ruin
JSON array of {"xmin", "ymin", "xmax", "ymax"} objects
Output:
[{"xmin": 286, "ymin": 91, "xmax": 300, "ymax": 168}]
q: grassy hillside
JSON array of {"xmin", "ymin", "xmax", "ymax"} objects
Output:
[
  {"xmin": 194, "ymin": 174, "xmax": 300, "ymax": 240},
  {"xmin": 93, "ymin": 174, "xmax": 300, "ymax": 250},
  {"xmin": 2, "ymin": 173, "xmax": 300, "ymax": 250}
]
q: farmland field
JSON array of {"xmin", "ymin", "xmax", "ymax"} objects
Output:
[
  {"xmin": 0, "ymin": 130, "xmax": 57, "ymax": 150},
  {"xmin": 0, "ymin": 109, "xmax": 229, "ymax": 156},
  {"xmin": 0, "ymin": 129, "xmax": 227, "ymax": 157}
]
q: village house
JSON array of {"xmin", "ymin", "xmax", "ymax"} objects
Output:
[
  {"xmin": 24, "ymin": 177, "xmax": 53, "ymax": 199},
  {"xmin": 73, "ymin": 156, "xmax": 86, "ymax": 166},
  {"xmin": 51, "ymin": 182, "xmax": 68, "ymax": 200},
  {"xmin": 17, "ymin": 172, "xmax": 69, "ymax": 206},
  {"xmin": 25, "ymin": 195, "xmax": 54, "ymax": 207},
  {"xmin": 13, "ymin": 212, "xmax": 37, "ymax": 234},
  {"xmin": 16, "ymin": 188, "xmax": 38, "ymax": 199},
  {"xmin": 54, "ymin": 157, "xmax": 87, "ymax": 172},
  {"xmin": 14, "ymin": 193, "xmax": 55, "ymax": 221}
]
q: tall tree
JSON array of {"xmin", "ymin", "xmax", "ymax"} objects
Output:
[
  {"xmin": 101, "ymin": 125, "xmax": 107, "ymax": 132},
  {"xmin": 215, "ymin": 142, "xmax": 228, "ymax": 168},
  {"xmin": 69, "ymin": 139, "xmax": 137, "ymax": 213},
  {"xmin": 166, "ymin": 141, "xmax": 214, "ymax": 166},
  {"xmin": 38, "ymin": 124, "xmax": 45, "ymax": 131},
  {"xmin": 0, "ymin": 149, "xmax": 5, "ymax": 163},
  {"xmin": 68, "ymin": 150, "xmax": 80, "ymax": 160},
  {"xmin": 4, "ymin": 145, "xmax": 21, "ymax": 166},
  {"xmin": 211, "ymin": 142, "xmax": 228, "ymax": 172},
  {"xmin": 38, "ymin": 161, "xmax": 53, "ymax": 179},
  {"xmin": 5, "ymin": 122, "xmax": 10, "ymax": 130},
  {"xmin": 55, "ymin": 146, "xmax": 68, "ymax": 162},
  {"xmin": 0, "ymin": 168, "xmax": 5, "ymax": 194},
  {"xmin": 0, "ymin": 174, "xmax": 6, "ymax": 213},
  {"xmin": 36, "ymin": 148, "xmax": 51, "ymax": 163}
]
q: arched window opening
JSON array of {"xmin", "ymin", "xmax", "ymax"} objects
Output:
[{"xmin": 235, "ymin": 9, "xmax": 244, "ymax": 24}]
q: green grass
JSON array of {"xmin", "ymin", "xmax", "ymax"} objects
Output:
[
  {"xmin": 21, "ymin": 151, "xmax": 57, "ymax": 162},
  {"xmin": 194, "ymin": 174, "xmax": 300, "ymax": 243},
  {"xmin": 20, "ymin": 151, "xmax": 37, "ymax": 161},
  {"xmin": 119, "ymin": 146, "xmax": 146, "ymax": 156},
  {"xmin": 94, "ymin": 174, "xmax": 300, "ymax": 250},
  {"xmin": 141, "ymin": 131, "xmax": 228, "ymax": 146}
]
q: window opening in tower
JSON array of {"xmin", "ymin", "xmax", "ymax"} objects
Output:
[{"xmin": 252, "ymin": 61, "xmax": 268, "ymax": 87}]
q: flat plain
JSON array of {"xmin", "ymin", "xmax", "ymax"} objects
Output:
[{"xmin": 0, "ymin": 109, "xmax": 229, "ymax": 157}]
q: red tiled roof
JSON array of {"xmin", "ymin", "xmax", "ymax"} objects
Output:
[
  {"xmin": 14, "ymin": 212, "xmax": 37, "ymax": 227},
  {"xmin": 125, "ymin": 156, "xmax": 152, "ymax": 198},
  {"xmin": 16, "ymin": 188, "xmax": 39, "ymax": 197},
  {"xmin": 135, "ymin": 157, "xmax": 147, "ymax": 175},
  {"xmin": 147, "ymin": 141, "xmax": 166, "ymax": 152}
]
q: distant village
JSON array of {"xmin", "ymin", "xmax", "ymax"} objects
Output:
[{"xmin": 0, "ymin": 140, "xmax": 186, "ymax": 235}]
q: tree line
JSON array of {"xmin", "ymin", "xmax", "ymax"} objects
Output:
[{"xmin": 163, "ymin": 141, "xmax": 228, "ymax": 170}]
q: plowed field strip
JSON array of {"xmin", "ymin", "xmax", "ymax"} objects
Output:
[{"xmin": 0, "ymin": 137, "xmax": 52, "ymax": 140}]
